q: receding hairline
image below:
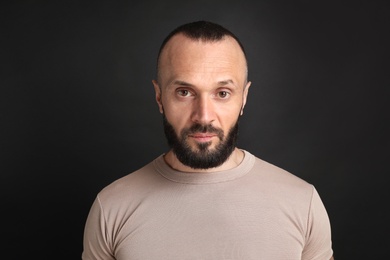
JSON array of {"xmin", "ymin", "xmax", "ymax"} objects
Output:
[
  {"xmin": 155, "ymin": 21, "xmax": 248, "ymax": 83},
  {"xmin": 156, "ymin": 33, "xmax": 248, "ymax": 83},
  {"xmin": 157, "ymin": 21, "xmax": 247, "ymax": 61}
]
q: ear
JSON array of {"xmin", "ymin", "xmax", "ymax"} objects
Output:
[
  {"xmin": 152, "ymin": 80, "xmax": 164, "ymax": 113},
  {"xmin": 240, "ymin": 81, "xmax": 251, "ymax": 115}
]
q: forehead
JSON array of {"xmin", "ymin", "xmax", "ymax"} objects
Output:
[{"xmin": 158, "ymin": 34, "xmax": 247, "ymax": 84}]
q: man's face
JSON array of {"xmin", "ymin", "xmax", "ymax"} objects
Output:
[{"xmin": 153, "ymin": 34, "xmax": 250, "ymax": 169}]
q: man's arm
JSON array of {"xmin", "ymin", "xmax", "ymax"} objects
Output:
[
  {"xmin": 302, "ymin": 187, "xmax": 333, "ymax": 260},
  {"xmin": 82, "ymin": 197, "xmax": 115, "ymax": 260}
]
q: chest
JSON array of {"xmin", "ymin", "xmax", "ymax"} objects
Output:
[{"xmin": 110, "ymin": 186, "xmax": 307, "ymax": 259}]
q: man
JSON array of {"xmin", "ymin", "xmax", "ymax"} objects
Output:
[{"xmin": 82, "ymin": 21, "xmax": 334, "ymax": 259}]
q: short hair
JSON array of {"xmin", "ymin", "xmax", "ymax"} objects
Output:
[{"xmin": 156, "ymin": 21, "xmax": 248, "ymax": 81}]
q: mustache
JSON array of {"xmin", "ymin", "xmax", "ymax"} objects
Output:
[{"xmin": 182, "ymin": 123, "xmax": 224, "ymax": 139}]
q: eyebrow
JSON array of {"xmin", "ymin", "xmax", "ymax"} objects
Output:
[
  {"xmin": 217, "ymin": 79, "xmax": 236, "ymax": 87},
  {"xmin": 172, "ymin": 79, "xmax": 237, "ymax": 87},
  {"xmin": 172, "ymin": 80, "xmax": 194, "ymax": 86}
]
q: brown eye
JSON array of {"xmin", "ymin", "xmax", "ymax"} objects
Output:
[
  {"xmin": 177, "ymin": 89, "xmax": 190, "ymax": 96},
  {"xmin": 218, "ymin": 91, "xmax": 230, "ymax": 99}
]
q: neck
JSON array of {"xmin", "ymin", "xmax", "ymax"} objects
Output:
[{"xmin": 163, "ymin": 148, "xmax": 244, "ymax": 173}]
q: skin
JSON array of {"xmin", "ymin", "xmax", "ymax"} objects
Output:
[{"xmin": 152, "ymin": 33, "xmax": 251, "ymax": 173}]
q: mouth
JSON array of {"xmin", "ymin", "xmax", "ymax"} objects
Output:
[{"xmin": 188, "ymin": 133, "xmax": 217, "ymax": 142}]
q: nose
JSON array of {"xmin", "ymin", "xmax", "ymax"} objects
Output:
[{"xmin": 191, "ymin": 95, "xmax": 215, "ymax": 124}]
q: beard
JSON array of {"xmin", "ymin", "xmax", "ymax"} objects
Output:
[{"xmin": 162, "ymin": 114, "xmax": 239, "ymax": 169}]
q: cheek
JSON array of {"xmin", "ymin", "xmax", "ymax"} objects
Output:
[
  {"xmin": 163, "ymin": 107, "xmax": 189, "ymax": 135},
  {"xmin": 221, "ymin": 114, "xmax": 240, "ymax": 133},
  {"xmin": 162, "ymin": 97, "xmax": 191, "ymax": 121},
  {"xmin": 217, "ymin": 109, "xmax": 241, "ymax": 135}
]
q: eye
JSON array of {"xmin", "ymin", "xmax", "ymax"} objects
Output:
[
  {"xmin": 177, "ymin": 89, "xmax": 191, "ymax": 97},
  {"xmin": 217, "ymin": 91, "xmax": 230, "ymax": 99}
]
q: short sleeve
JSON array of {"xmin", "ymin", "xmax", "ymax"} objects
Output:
[
  {"xmin": 302, "ymin": 187, "xmax": 333, "ymax": 260},
  {"xmin": 82, "ymin": 196, "xmax": 115, "ymax": 260}
]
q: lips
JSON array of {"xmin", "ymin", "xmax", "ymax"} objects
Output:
[{"xmin": 188, "ymin": 133, "xmax": 216, "ymax": 142}]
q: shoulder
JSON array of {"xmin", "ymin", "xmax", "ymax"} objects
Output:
[
  {"xmin": 245, "ymin": 152, "xmax": 315, "ymax": 202},
  {"xmin": 251, "ymin": 154, "xmax": 311, "ymax": 186},
  {"xmin": 96, "ymin": 158, "xmax": 164, "ymax": 206}
]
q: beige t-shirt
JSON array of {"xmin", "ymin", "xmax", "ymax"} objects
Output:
[{"xmin": 82, "ymin": 150, "xmax": 333, "ymax": 260}]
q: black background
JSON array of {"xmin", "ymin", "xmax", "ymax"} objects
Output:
[{"xmin": 2, "ymin": 0, "xmax": 389, "ymax": 259}]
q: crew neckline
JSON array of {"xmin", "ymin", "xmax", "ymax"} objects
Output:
[{"xmin": 153, "ymin": 150, "xmax": 255, "ymax": 184}]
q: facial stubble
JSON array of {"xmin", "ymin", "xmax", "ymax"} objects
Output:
[{"xmin": 162, "ymin": 114, "xmax": 239, "ymax": 169}]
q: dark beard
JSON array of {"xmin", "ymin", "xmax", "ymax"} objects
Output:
[{"xmin": 162, "ymin": 114, "xmax": 239, "ymax": 169}]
